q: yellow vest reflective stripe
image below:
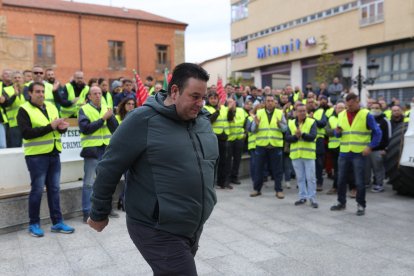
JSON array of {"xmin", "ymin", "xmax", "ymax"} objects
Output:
[
  {"xmin": 4, "ymin": 86, "xmax": 26, "ymax": 127},
  {"xmin": 328, "ymin": 116, "xmax": 340, "ymax": 149},
  {"xmin": 313, "ymin": 108, "xmax": 326, "ymax": 138},
  {"xmin": 21, "ymin": 102, "xmax": 62, "ymax": 156},
  {"xmin": 338, "ymin": 109, "xmax": 371, "ymax": 153},
  {"xmin": 256, "ymin": 108, "xmax": 284, "ymax": 147},
  {"xmin": 0, "ymin": 82, "xmax": 8, "ymax": 123},
  {"xmin": 61, "ymin": 83, "xmax": 89, "ymax": 118},
  {"xmin": 384, "ymin": 109, "xmax": 392, "ymax": 120},
  {"xmin": 80, "ymin": 104, "xmax": 112, "ymax": 148},
  {"xmin": 288, "ymin": 118, "xmax": 316, "ymax": 160},
  {"xmin": 228, "ymin": 107, "xmax": 246, "ymax": 141},
  {"xmin": 204, "ymin": 105, "xmax": 230, "ymax": 135},
  {"xmin": 247, "ymin": 116, "xmax": 256, "ymax": 150}
]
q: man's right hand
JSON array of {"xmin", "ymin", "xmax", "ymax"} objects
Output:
[
  {"xmin": 102, "ymin": 108, "xmax": 113, "ymax": 120},
  {"xmin": 51, "ymin": 118, "xmax": 65, "ymax": 130},
  {"xmin": 87, "ymin": 217, "xmax": 109, "ymax": 232},
  {"xmin": 335, "ymin": 126, "xmax": 342, "ymax": 134},
  {"xmin": 254, "ymin": 115, "xmax": 260, "ymax": 125}
]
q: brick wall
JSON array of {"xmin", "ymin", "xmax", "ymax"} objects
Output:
[{"xmin": 2, "ymin": 5, "xmax": 186, "ymax": 83}]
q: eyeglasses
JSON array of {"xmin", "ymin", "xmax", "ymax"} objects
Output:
[
  {"xmin": 33, "ymin": 72, "xmax": 44, "ymax": 75},
  {"xmin": 126, "ymin": 103, "xmax": 135, "ymax": 106}
]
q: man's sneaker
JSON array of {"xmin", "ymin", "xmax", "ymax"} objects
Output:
[
  {"xmin": 371, "ymin": 185, "xmax": 384, "ymax": 193},
  {"xmin": 316, "ymin": 185, "xmax": 323, "ymax": 192},
  {"xmin": 231, "ymin": 179, "xmax": 241, "ymax": 185},
  {"xmin": 349, "ymin": 189, "xmax": 357, "ymax": 198},
  {"xmin": 326, "ymin": 188, "xmax": 337, "ymax": 195},
  {"xmin": 285, "ymin": 181, "xmax": 291, "ymax": 189},
  {"xmin": 29, "ymin": 224, "xmax": 44, "ymax": 237},
  {"xmin": 294, "ymin": 199, "xmax": 306, "ymax": 206},
  {"xmin": 330, "ymin": 202, "xmax": 346, "ymax": 211},
  {"xmin": 310, "ymin": 201, "xmax": 319, "ymax": 209},
  {"xmin": 51, "ymin": 222, "xmax": 75, "ymax": 234},
  {"xmin": 250, "ymin": 190, "xmax": 262, "ymax": 197},
  {"xmin": 83, "ymin": 213, "xmax": 89, "ymax": 223},
  {"xmin": 275, "ymin": 192, "xmax": 285, "ymax": 199},
  {"xmin": 109, "ymin": 209, "xmax": 120, "ymax": 218},
  {"xmin": 356, "ymin": 204, "xmax": 365, "ymax": 216}
]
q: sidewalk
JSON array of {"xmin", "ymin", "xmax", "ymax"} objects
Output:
[{"xmin": 1, "ymin": 178, "xmax": 414, "ymax": 275}]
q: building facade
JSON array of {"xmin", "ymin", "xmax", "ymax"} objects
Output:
[
  {"xmin": 230, "ymin": 0, "xmax": 414, "ymax": 104},
  {"xmin": 0, "ymin": 0, "xmax": 186, "ymax": 82}
]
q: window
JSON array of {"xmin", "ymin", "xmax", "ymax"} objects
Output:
[
  {"xmin": 231, "ymin": 0, "xmax": 248, "ymax": 22},
  {"xmin": 35, "ymin": 35, "xmax": 55, "ymax": 66},
  {"xmin": 360, "ymin": 0, "xmax": 384, "ymax": 26},
  {"xmin": 156, "ymin": 45, "xmax": 170, "ymax": 71},
  {"xmin": 232, "ymin": 37, "xmax": 248, "ymax": 57},
  {"xmin": 108, "ymin": 40, "xmax": 125, "ymax": 69},
  {"xmin": 368, "ymin": 42, "xmax": 414, "ymax": 83}
]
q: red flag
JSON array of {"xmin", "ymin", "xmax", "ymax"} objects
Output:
[
  {"xmin": 133, "ymin": 70, "xmax": 148, "ymax": 107},
  {"xmin": 216, "ymin": 77, "xmax": 226, "ymax": 104}
]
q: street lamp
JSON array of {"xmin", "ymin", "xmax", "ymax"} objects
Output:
[{"xmin": 341, "ymin": 58, "xmax": 380, "ymax": 99}]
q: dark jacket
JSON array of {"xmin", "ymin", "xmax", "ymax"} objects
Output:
[
  {"xmin": 372, "ymin": 113, "xmax": 390, "ymax": 151},
  {"xmin": 90, "ymin": 92, "xmax": 218, "ymax": 239}
]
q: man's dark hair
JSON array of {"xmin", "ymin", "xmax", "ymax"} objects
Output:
[
  {"xmin": 122, "ymin": 78, "xmax": 133, "ymax": 85},
  {"xmin": 167, "ymin": 63, "xmax": 209, "ymax": 95},
  {"xmin": 23, "ymin": 69, "xmax": 32, "ymax": 75},
  {"xmin": 98, "ymin": 77, "xmax": 106, "ymax": 85},
  {"xmin": 28, "ymin": 81, "xmax": 45, "ymax": 92},
  {"xmin": 345, "ymin": 93, "xmax": 358, "ymax": 102},
  {"xmin": 146, "ymin": 76, "xmax": 154, "ymax": 82}
]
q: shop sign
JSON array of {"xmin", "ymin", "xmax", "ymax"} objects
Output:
[{"xmin": 257, "ymin": 36, "xmax": 316, "ymax": 59}]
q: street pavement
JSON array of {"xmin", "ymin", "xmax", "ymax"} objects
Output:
[{"xmin": 1, "ymin": 177, "xmax": 414, "ymax": 276}]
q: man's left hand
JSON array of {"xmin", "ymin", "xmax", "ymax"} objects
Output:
[{"xmin": 362, "ymin": 147, "xmax": 372, "ymax": 156}]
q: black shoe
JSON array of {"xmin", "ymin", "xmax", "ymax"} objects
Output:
[
  {"xmin": 356, "ymin": 205, "xmax": 365, "ymax": 216},
  {"xmin": 294, "ymin": 199, "xmax": 307, "ymax": 206},
  {"xmin": 231, "ymin": 179, "xmax": 241, "ymax": 184},
  {"xmin": 83, "ymin": 213, "xmax": 89, "ymax": 223},
  {"xmin": 330, "ymin": 202, "xmax": 346, "ymax": 211},
  {"xmin": 311, "ymin": 202, "xmax": 319, "ymax": 209},
  {"xmin": 225, "ymin": 184, "xmax": 234, "ymax": 190}
]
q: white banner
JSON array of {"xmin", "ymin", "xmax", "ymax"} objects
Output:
[
  {"xmin": 60, "ymin": 126, "xmax": 82, "ymax": 162},
  {"xmin": 399, "ymin": 103, "xmax": 414, "ymax": 167}
]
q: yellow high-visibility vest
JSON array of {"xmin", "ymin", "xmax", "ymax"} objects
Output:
[
  {"xmin": 247, "ymin": 116, "xmax": 256, "ymax": 150},
  {"xmin": 4, "ymin": 86, "xmax": 26, "ymax": 127},
  {"xmin": 288, "ymin": 118, "xmax": 316, "ymax": 160},
  {"xmin": 328, "ymin": 115, "xmax": 340, "ymax": 149},
  {"xmin": 255, "ymin": 108, "xmax": 284, "ymax": 147},
  {"xmin": 337, "ymin": 109, "xmax": 371, "ymax": 153},
  {"xmin": 61, "ymin": 83, "xmax": 89, "ymax": 118},
  {"xmin": 79, "ymin": 103, "xmax": 112, "ymax": 148},
  {"xmin": 0, "ymin": 82, "xmax": 8, "ymax": 123},
  {"xmin": 203, "ymin": 105, "xmax": 230, "ymax": 136},
  {"xmin": 313, "ymin": 108, "xmax": 326, "ymax": 139},
  {"xmin": 228, "ymin": 107, "xmax": 246, "ymax": 141},
  {"xmin": 21, "ymin": 102, "xmax": 62, "ymax": 156}
]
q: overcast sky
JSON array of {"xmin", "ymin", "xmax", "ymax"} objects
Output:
[{"xmin": 74, "ymin": 0, "xmax": 231, "ymax": 63}]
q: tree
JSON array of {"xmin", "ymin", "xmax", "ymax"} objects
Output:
[{"xmin": 315, "ymin": 35, "xmax": 341, "ymax": 85}]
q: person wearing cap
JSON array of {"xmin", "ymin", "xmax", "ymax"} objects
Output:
[
  {"xmin": 203, "ymin": 91, "xmax": 232, "ymax": 189},
  {"xmin": 111, "ymin": 80, "xmax": 123, "ymax": 94}
]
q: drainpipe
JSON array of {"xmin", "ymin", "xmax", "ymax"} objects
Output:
[
  {"xmin": 136, "ymin": 21, "xmax": 140, "ymax": 73},
  {"xmin": 78, "ymin": 14, "xmax": 83, "ymax": 71}
]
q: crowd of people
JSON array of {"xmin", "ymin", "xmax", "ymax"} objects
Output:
[
  {"xmin": 0, "ymin": 65, "xmax": 413, "ymax": 238},
  {"xmin": 204, "ymin": 78, "xmax": 412, "ymax": 215}
]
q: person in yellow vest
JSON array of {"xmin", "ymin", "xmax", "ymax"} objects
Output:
[
  {"xmin": 97, "ymin": 78, "xmax": 114, "ymax": 109},
  {"xmin": 330, "ymin": 93, "xmax": 382, "ymax": 216},
  {"xmin": 23, "ymin": 69, "xmax": 33, "ymax": 85},
  {"xmin": 203, "ymin": 91, "xmax": 232, "ymax": 189},
  {"xmin": 60, "ymin": 71, "xmax": 89, "ymax": 118},
  {"xmin": 226, "ymin": 97, "xmax": 248, "ymax": 185},
  {"xmin": 325, "ymin": 102, "xmax": 346, "ymax": 195},
  {"xmin": 145, "ymin": 76, "xmax": 155, "ymax": 96},
  {"xmin": 250, "ymin": 94, "xmax": 287, "ymax": 198},
  {"xmin": 245, "ymin": 100, "xmax": 259, "ymax": 184},
  {"xmin": 379, "ymin": 99, "xmax": 392, "ymax": 120},
  {"xmin": 17, "ymin": 81, "xmax": 75, "ymax": 237},
  {"xmin": 306, "ymin": 97, "xmax": 327, "ymax": 191},
  {"xmin": 3, "ymin": 71, "xmax": 26, "ymax": 147},
  {"xmin": 23, "ymin": 66, "xmax": 58, "ymax": 108},
  {"xmin": 0, "ymin": 69, "xmax": 13, "ymax": 148},
  {"xmin": 153, "ymin": 82, "xmax": 163, "ymax": 95},
  {"xmin": 78, "ymin": 86, "xmax": 119, "ymax": 222},
  {"xmin": 286, "ymin": 103, "xmax": 319, "ymax": 208}
]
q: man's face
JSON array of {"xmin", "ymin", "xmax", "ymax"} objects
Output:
[
  {"xmin": 46, "ymin": 70, "xmax": 55, "ymax": 83},
  {"xmin": 265, "ymin": 96, "xmax": 276, "ymax": 111},
  {"xmin": 154, "ymin": 83, "xmax": 162, "ymax": 92},
  {"xmin": 320, "ymin": 83, "xmax": 326, "ymax": 89},
  {"xmin": 74, "ymin": 72, "xmax": 84, "ymax": 86},
  {"xmin": 391, "ymin": 106, "xmax": 402, "ymax": 118},
  {"xmin": 319, "ymin": 98, "xmax": 328, "ymax": 107},
  {"xmin": 29, "ymin": 84, "xmax": 45, "ymax": 106},
  {"xmin": 252, "ymin": 89, "xmax": 260, "ymax": 97},
  {"xmin": 13, "ymin": 73, "xmax": 23, "ymax": 85},
  {"xmin": 244, "ymin": 101, "xmax": 252, "ymax": 111},
  {"xmin": 171, "ymin": 78, "xmax": 207, "ymax": 121},
  {"xmin": 296, "ymin": 106, "xmax": 307, "ymax": 120},
  {"xmin": 99, "ymin": 80, "xmax": 109, "ymax": 92},
  {"xmin": 280, "ymin": 95, "xmax": 288, "ymax": 104},
  {"xmin": 32, "ymin": 67, "xmax": 44, "ymax": 82},
  {"xmin": 378, "ymin": 100, "xmax": 387, "ymax": 110},
  {"xmin": 346, "ymin": 99, "xmax": 360, "ymax": 112},
  {"xmin": 88, "ymin": 87, "xmax": 102, "ymax": 107},
  {"xmin": 208, "ymin": 95, "xmax": 219, "ymax": 106},
  {"xmin": 225, "ymin": 85, "xmax": 233, "ymax": 94},
  {"xmin": 235, "ymin": 87, "xmax": 242, "ymax": 96},
  {"xmin": 335, "ymin": 103, "xmax": 345, "ymax": 114},
  {"xmin": 285, "ymin": 86, "xmax": 292, "ymax": 94},
  {"xmin": 307, "ymin": 92, "xmax": 315, "ymax": 99},
  {"xmin": 123, "ymin": 82, "xmax": 133, "ymax": 92},
  {"xmin": 333, "ymin": 77, "xmax": 339, "ymax": 84},
  {"xmin": 23, "ymin": 72, "xmax": 32, "ymax": 83},
  {"xmin": 1, "ymin": 70, "xmax": 12, "ymax": 84},
  {"xmin": 306, "ymin": 100, "xmax": 315, "ymax": 112}
]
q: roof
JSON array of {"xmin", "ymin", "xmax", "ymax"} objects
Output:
[
  {"xmin": 3, "ymin": 0, "xmax": 187, "ymax": 26},
  {"xmin": 199, "ymin": 53, "xmax": 231, "ymax": 66}
]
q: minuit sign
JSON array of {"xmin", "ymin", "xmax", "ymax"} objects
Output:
[{"xmin": 257, "ymin": 37, "xmax": 316, "ymax": 59}]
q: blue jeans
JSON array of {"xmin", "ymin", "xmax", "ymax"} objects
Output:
[
  {"xmin": 282, "ymin": 152, "xmax": 293, "ymax": 182},
  {"xmin": 249, "ymin": 149, "xmax": 257, "ymax": 183},
  {"xmin": 337, "ymin": 155, "xmax": 367, "ymax": 207},
  {"xmin": 254, "ymin": 146, "xmax": 283, "ymax": 192},
  {"xmin": 82, "ymin": 148, "xmax": 105, "ymax": 214},
  {"xmin": 25, "ymin": 154, "xmax": 62, "ymax": 225},
  {"xmin": 0, "ymin": 123, "xmax": 6, "ymax": 149},
  {"xmin": 292, "ymin": 158, "xmax": 317, "ymax": 202},
  {"xmin": 315, "ymin": 138, "xmax": 325, "ymax": 186}
]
